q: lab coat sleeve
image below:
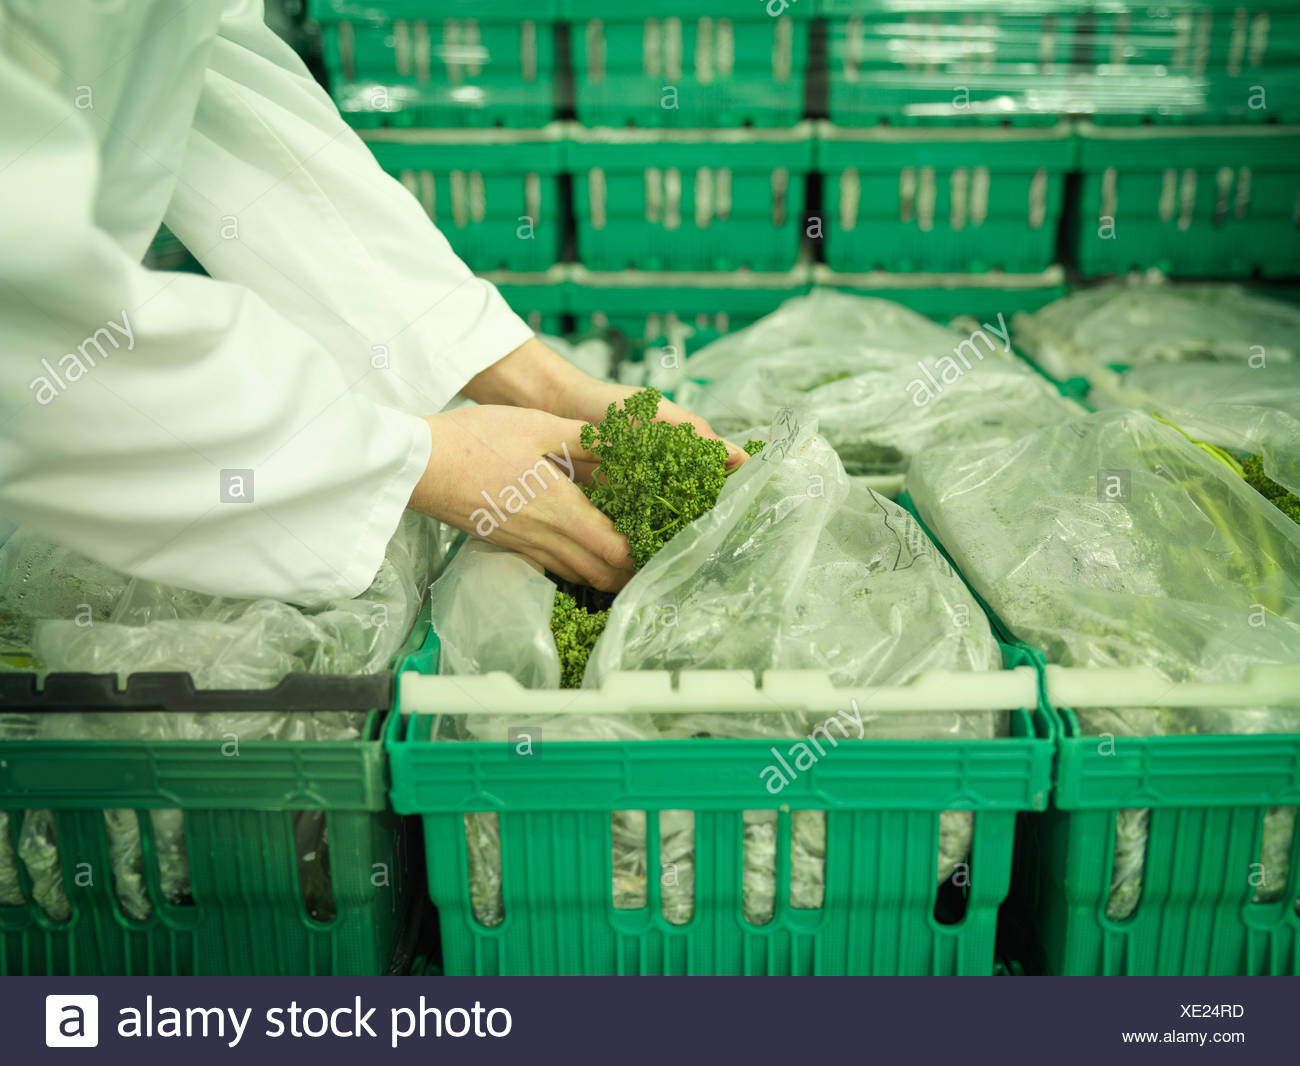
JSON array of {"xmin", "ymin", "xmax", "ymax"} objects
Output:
[
  {"xmin": 162, "ymin": 5, "xmax": 535, "ymax": 417},
  {"xmin": 0, "ymin": 47, "xmax": 434, "ymax": 605}
]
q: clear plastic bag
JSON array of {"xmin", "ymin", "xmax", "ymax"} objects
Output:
[
  {"xmin": 908, "ymin": 408, "xmax": 1300, "ymax": 917},
  {"xmin": 1013, "ymin": 277, "xmax": 1300, "ymax": 375},
  {"xmin": 428, "ymin": 540, "xmax": 562, "ymax": 691},
  {"xmin": 675, "ymin": 289, "xmax": 1079, "ymax": 476}
]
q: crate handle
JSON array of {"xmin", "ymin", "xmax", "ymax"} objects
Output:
[
  {"xmin": 1044, "ymin": 664, "xmax": 1300, "ymax": 709},
  {"xmin": 397, "ymin": 666, "xmax": 1039, "ymax": 717},
  {"xmin": 0, "ymin": 671, "xmax": 393, "ymax": 713}
]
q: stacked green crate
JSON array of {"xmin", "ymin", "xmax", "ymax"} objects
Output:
[
  {"xmin": 389, "ymin": 647, "xmax": 1055, "ymax": 976},
  {"xmin": 818, "ymin": 123, "xmax": 1073, "ymax": 273},
  {"xmin": 822, "ymin": 2, "xmax": 1300, "ymax": 127},
  {"xmin": 569, "ymin": 125, "xmax": 814, "ymax": 272},
  {"xmin": 363, "ymin": 126, "xmax": 565, "ymax": 271},
  {"xmin": 309, "ymin": 0, "xmax": 558, "ymax": 128},
  {"xmin": 1086, "ymin": 1, "xmax": 1300, "ymax": 125},
  {"xmin": 1074, "ymin": 123, "xmax": 1300, "ymax": 278},
  {"xmin": 0, "ymin": 676, "xmax": 417, "ymax": 976},
  {"xmin": 564, "ymin": 1, "xmax": 812, "ymax": 127},
  {"xmin": 822, "ymin": 1, "xmax": 1083, "ymax": 126}
]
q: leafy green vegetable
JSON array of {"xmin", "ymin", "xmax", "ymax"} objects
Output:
[
  {"xmin": 552, "ymin": 391, "xmax": 768, "ymax": 687},
  {"xmin": 1243, "ymin": 454, "xmax": 1300, "ymax": 525},
  {"xmin": 579, "ymin": 388, "xmax": 731, "ymax": 570},
  {"xmin": 550, "ymin": 591, "xmax": 608, "ymax": 690}
]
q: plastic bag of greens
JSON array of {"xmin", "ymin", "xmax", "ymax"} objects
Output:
[
  {"xmin": 909, "ymin": 408, "xmax": 1300, "ymax": 917},
  {"xmin": 674, "ymin": 289, "xmax": 1080, "ymax": 477},
  {"xmin": 1105, "ymin": 363, "xmax": 1300, "ymax": 497},
  {"xmin": 586, "ymin": 416, "xmax": 1002, "ymax": 701},
  {"xmin": 1012, "ymin": 277, "xmax": 1300, "ymax": 380}
]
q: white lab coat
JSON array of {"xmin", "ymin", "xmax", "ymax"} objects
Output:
[{"xmin": 0, "ymin": 0, "xmax": 532, "ymax": 604}]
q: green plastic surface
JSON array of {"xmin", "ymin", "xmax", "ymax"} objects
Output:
[
  {"xmin": 313, "ymin": 3, "xmax": 559, "ymax": 128},
  {"xmin": 364, "ymin": 134, "xmax": 564, "ymax": 271},
  {"xmin": 818, "ymin": 129, "xmax": 1073, "ymax": 273},
  {"xmin": 388, "ymin": 612, "xmax": 1054, "ymax": 974},
  {"xmin": 564, "ymin": 4, "xmax": 811, "ymax": 128},
  {"xmin": 1074, "ymin": 126, "xmax": 1300, "ymax": 278}
]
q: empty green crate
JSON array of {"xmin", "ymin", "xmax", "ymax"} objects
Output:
[
  {"xmin": 0, "ymin": 692, "xmax": 413, "ymax": 976},
  {"xmin": 362, "ymin": 127, "xmax": 564, "ymax": 272},
  {"xmin": 310, "ymin": 1, "xmax": 558, "ymax": 128},
  {"xmin": 570, "ymin": 127, "xmax": 813, "ymax": 272},
  {"xmin": 1074, "ymin": 124, "xmax": 1300, "ymax": 278},
  {"xmin": 818, "ymin": 123, "xmax": 1073, "ymax": 273},
  {"xmin": 564, "ymin": 1, "xmax": 811, "ymax": 128},
  {"xmin": 1030, "ymin": 665, "xmax": 1300, "ymax": 976},
  {"xmin": 389, "ymin": 647, "xmax": 1054, "ymax": 976},
  {"xmin": 568, "ymin": 265, "xmax": 810, "ymax": 354}
]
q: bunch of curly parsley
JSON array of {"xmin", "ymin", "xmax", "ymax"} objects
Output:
[{"xmin": 549, "ymin": 387, "xmax": 764, "ymax": 687}]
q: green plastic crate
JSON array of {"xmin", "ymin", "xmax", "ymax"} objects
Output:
[
  {"xmin": 0, "ymin": 691, "xmax": 413, "ymax": 976},
  {"xmin": 899, "ymin": 491, "xmax": 1300, "ymax": 976},
  {"xmin": 388, "ymin": 638, "xmax": 1054, "ymax": 976},
  {"xmin": 821, "ymin": 2, "xmax": 1300, "ymax": 126},
  {"xmin": 809, "ymin": 264, "xmax": 1067, "ymax": 324},
  {"xmin": 310, "ymin": 1, "xmax": 558, "ymax": 128},
  {"xmin": 362, "ymin": 127, "xmax": 564, "ymax": 272},
  {"xmin": 564, "ymin": 1, "xmax": 811, "ymax": 128},
  {"xmin": 1074, "ymin": 123, "xmax": 1300, "ymax": 278},
  {"xmin": 1033, "ymin": 665, "xmax": 1300, "ymax": 976},
  {"xmin": 817, "ymin": 122, "xmax": 1073, "ymax": 273},
  {"xmin": 0, "ymin": 601, "xmax": 436, "ymax": 976},
  {"xmin": 567, "ymin": 264, "xmax": 810, "ymax": 355},
  {"xmin": 570, "ymin": 126, "xmax": 813, "ymax": 272}
]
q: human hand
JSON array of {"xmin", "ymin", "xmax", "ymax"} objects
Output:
[
  {"xmin": 408, "ymin": 405, "xmax": 635, "ymax": 592},
  {"xmin": 463, "ymin": 336, "xmax": 748, "ymax": 470}
]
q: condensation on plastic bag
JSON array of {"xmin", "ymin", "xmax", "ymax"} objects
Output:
[
  {"xmin": 908, "ymin": 409, "xmax": 1300, "ymax": 918},
  {"xmin": 675, "ymin": 290, "xmax": 1079, "ymax": 476}
]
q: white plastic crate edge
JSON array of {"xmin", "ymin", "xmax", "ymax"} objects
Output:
[
  {"xmin": 1076, "ymin": 121, "xmax": 1300, "ymax": 142},
  {"xmin": 814, "ymin": 118, "xmax": 1077, "ymax": 144},
  {"xmin": 566, "ymin": 120, "xmax": 816, "ymax": 146},
  {"xmin": 811, "ymin": 263, "xmax": 1066, "ymax": 290},
  {"xmin": 397, "ymin": 665, "xmax": 1039, "ymax": 718},
  {"xmin": 358, "ymin": 122, "xmax": 567, "ymax": 146},
  {"xmin": 1045, "ymin": 662, "xmax": 1300, "ymax": 710},
  {"xmin": 567, "ymin": 260, "xmax": 813, "ymax": 291}
]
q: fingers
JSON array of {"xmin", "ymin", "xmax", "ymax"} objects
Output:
[{"xmin": 542, "ymin": 415, "xmax": 600, "ymax": 466}]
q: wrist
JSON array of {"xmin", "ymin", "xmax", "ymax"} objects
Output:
[{"xmin": 463, "ymin": 336, "xmax": 590, "ymax": 415}]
